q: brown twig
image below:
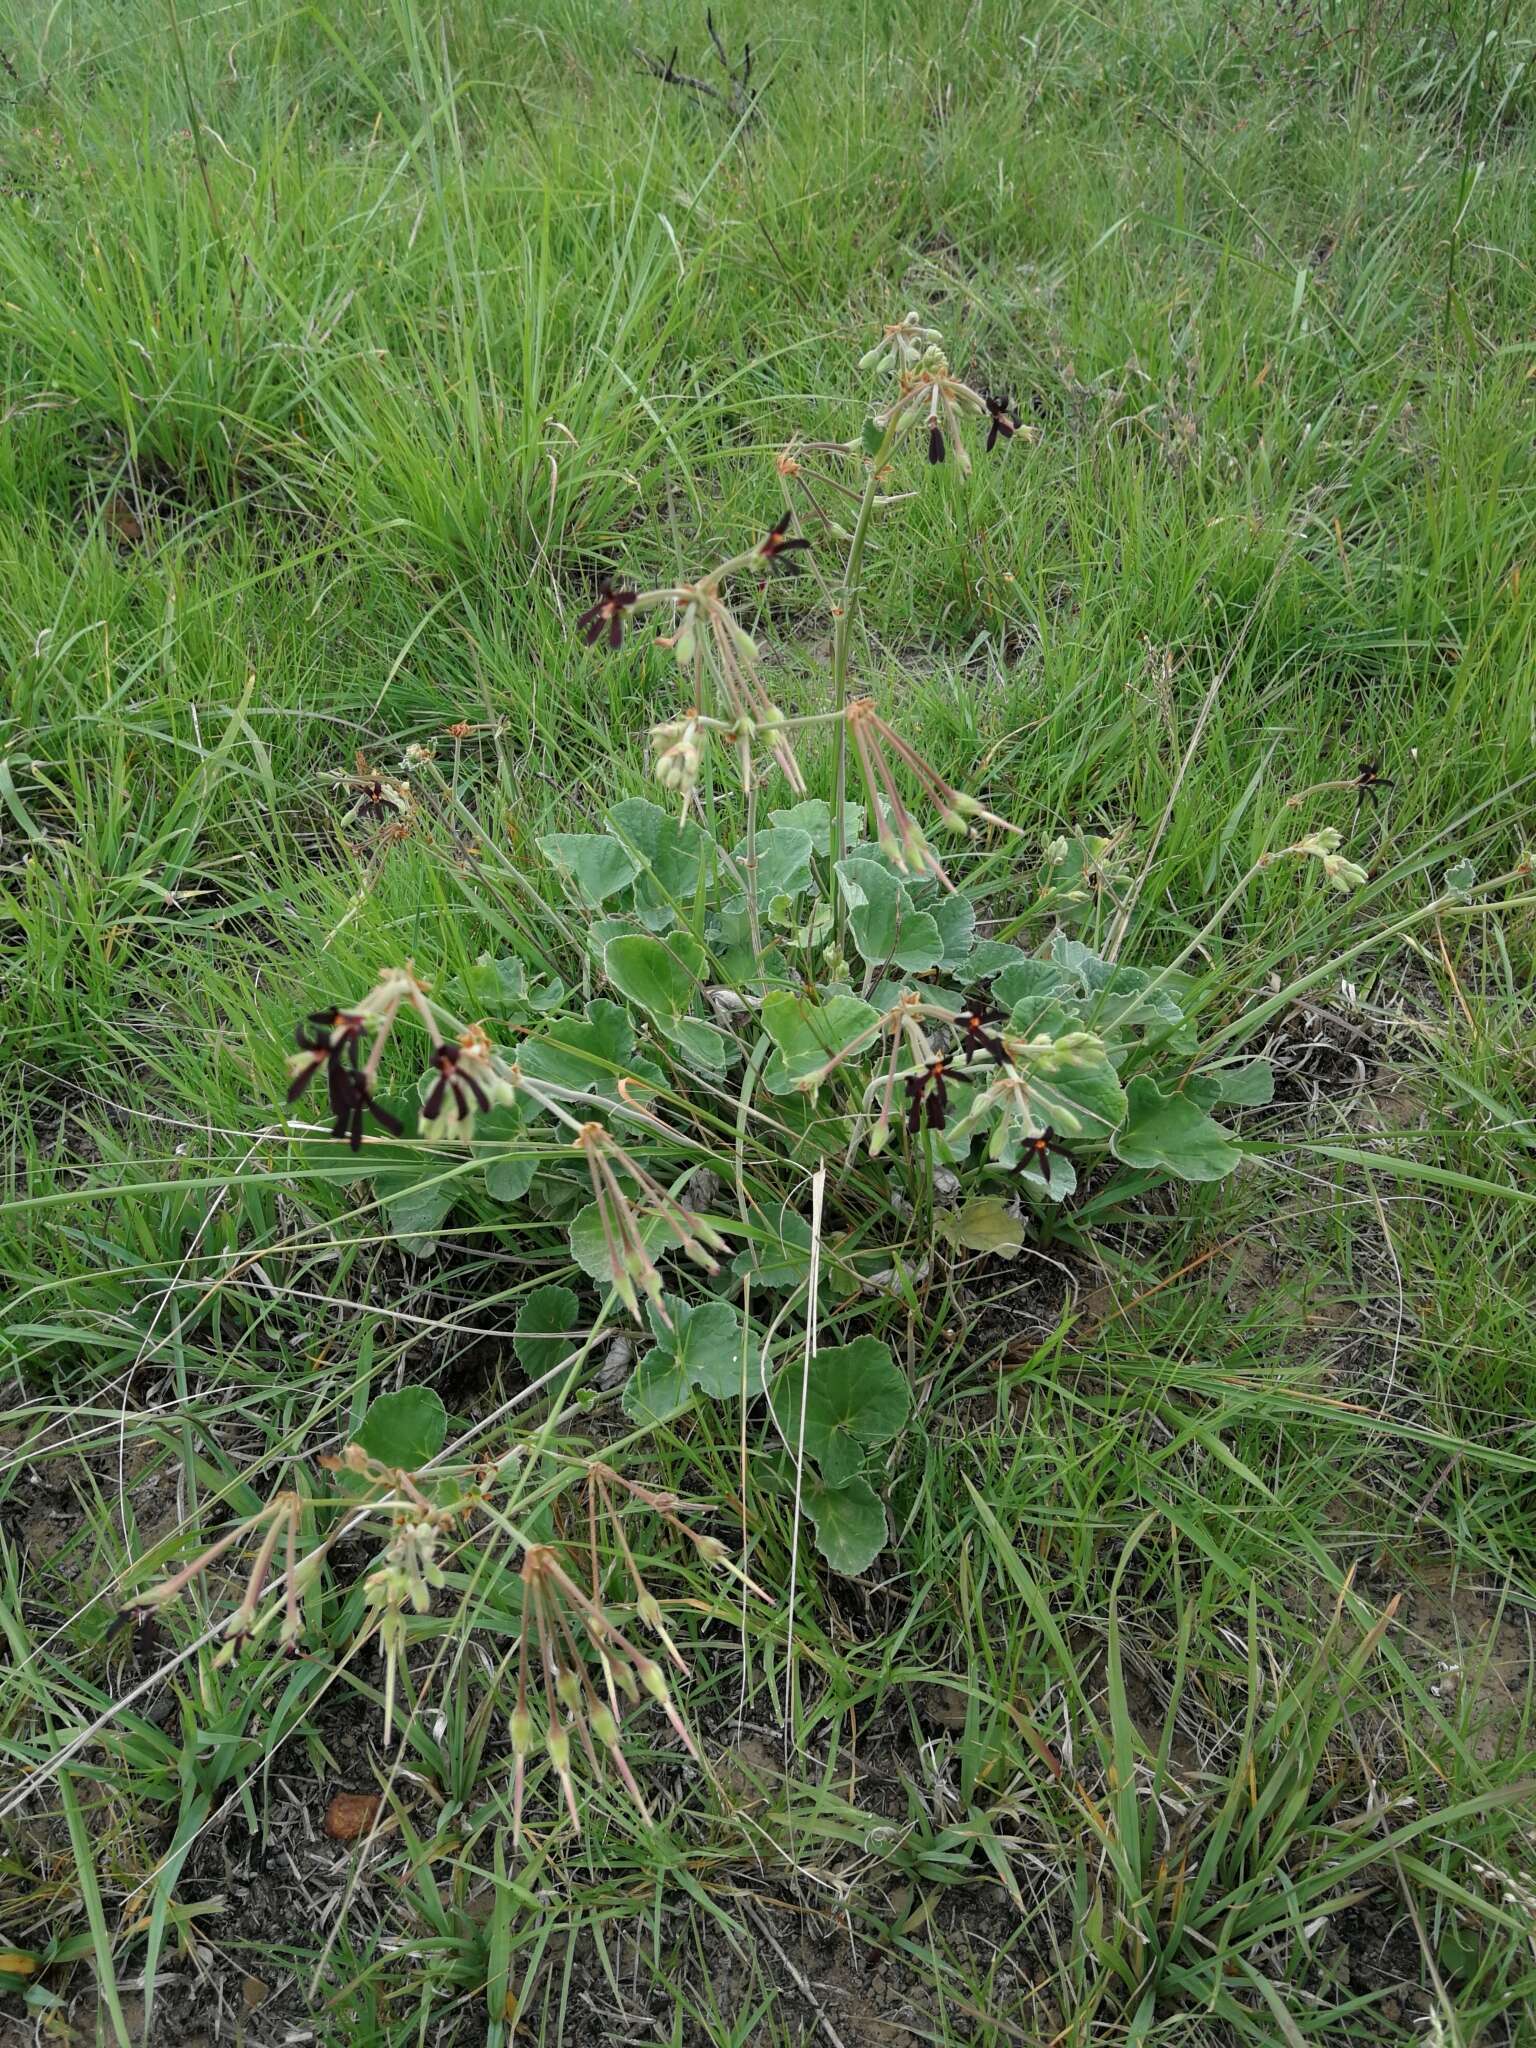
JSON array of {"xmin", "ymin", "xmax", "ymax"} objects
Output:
[{"xmin": 636, "ymin": 10, "xmax": 756, "ymax": 119}]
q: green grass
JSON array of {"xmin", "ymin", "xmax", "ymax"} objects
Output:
[{"xmin": 3, "ymin": 0, "xmax": 1536, "ymax": 2040}]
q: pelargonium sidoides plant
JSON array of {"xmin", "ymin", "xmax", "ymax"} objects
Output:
[
  {"xmin": 273, "ymin": 311, "xmax": 1374, "ymax": 1330},
  {"xmin": 128, "ymin": 315, "xmax": 1387, "ymax": 1835}
]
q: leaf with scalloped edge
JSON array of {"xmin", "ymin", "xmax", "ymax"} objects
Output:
[
  {"xmin": 771, "ymin": 1336, "xmax": 909, "ymax": 1485},
  {"xmin": 1112, "ymin": 1077, "xmax": 1240, "ymax": 1182},
  {"xmin": 803, "ymin": 1474, "xmax": 887, "ymax": 1574}
]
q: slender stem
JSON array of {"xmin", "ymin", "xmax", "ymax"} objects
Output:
[
  {"xmin": 830, "ymin": 459, "xmax": 884, "ymax": 873},
  {"xmin": 743, "ymin": 764, "xmax": 764, "ymax": 970}
]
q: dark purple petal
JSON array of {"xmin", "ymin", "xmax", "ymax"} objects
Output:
[
  {"xmin": 927, "ymin": 423, "xmax": 945, "ymax": 465},
  {"xmin": 286, "ymin": 1056, "xmax": 323, "ymax": 1105},
  {"xmin": 368, "ymin": 1098, "xmax": 403, "ymax": 1138}
]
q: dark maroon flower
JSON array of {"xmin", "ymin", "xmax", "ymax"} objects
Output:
[
  {"xmin": 1019, "ymin": 1127, "xmax": 1058, "ymax": 1186},
  {"xmin": 423, "ymin": 1042, "xmax": 491, "ymax": 1123},
  {"xmin": 951, "ymin": 993, "xmax": 1010, "ymax": 1067},
  {"xmin": 287, "ymin": 1011, "xmax": 402, "ymax": 1152},
  {"xmin": 903, "ymin": 1055, "xmax": 979, "ymax": 1135},
  {"xmin": 575, "ymin": 584, "xmax": 639, "ymax": 651},
  {"xmin": 756, "ymin": 514, "xmax": 811, "ymax": 562},
  {"xmin": 1356, "ymin": 761, "xmax": 1394, "ymax": 796},
  {"xmin": 985, "ymin": 393, "xmax": 1020, "ymax": 452},
  {"xmin": 927, "ymin": 421, "xmax": 945, "ymax": 465}
]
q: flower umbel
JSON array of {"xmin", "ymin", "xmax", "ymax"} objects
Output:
[
  {"xmin": 857, "ymin": 310, "xmax": 945, "ymax": 380},
  {"xmin": 1272, "ymin": 827, "xmax": 1370, "ymax": 894},
  {"xmin": 845, "ymin": 698, "xmax": 1021, "ymax": 886},
  {"xmin": 126, "ymin": 1491, "xmax": 311, "ymax": 1663},
  {"xmin": 873, "ymin": 342, "xmax": 991, "ymax": 474},
  {"xmin": 287, "ymin": 1007, "xmax": 405, "ymax": 1151},
  {"xmin": 338, "ymin": 750, "xmax": 413, "ymax": 830},
  {"xmin": 574, "ymin": 1122, "xmax": 728, "ymax": 1325},
  {"xmin": 511, "ymin": 1540, "xmax": 697, "ymax": 1847}
]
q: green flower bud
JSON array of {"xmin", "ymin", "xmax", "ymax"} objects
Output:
[{"xmin": 636, "ymin": 1655, "xmax": 670, "ymax": 1705}]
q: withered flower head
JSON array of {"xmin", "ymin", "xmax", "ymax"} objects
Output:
[
  {"xmin": 575, "ymin": 1121, "xmax": 727, "ymax": 1325},
  {"xmin": 576, "ymin": 583, "xmax": 639, "ymax": 651},
  {"xmin": 844, "ymin": 697, "xmax": 1021, "ymax": 889}
]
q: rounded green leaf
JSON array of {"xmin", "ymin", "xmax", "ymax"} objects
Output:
[
  {"xmin": 514, "ymin": 1283, "xmax": 581, "ymax": 1377},
  {"xmin": 520, "ymin": 999, "xmax": 663, "ymax": 1098},
  {"xmin": 738, "ymin": 825, "xmax": 815, "ymax": 902},
  {"xmin": 603, "ymin": 933, "xmax": 706, "ymax": 1021},
  {"xmin": 622, "ymin": 1296, "xmax": 746, "ymax": 1421},
  {"xmin": 568, "ymin": 1201, "xmax": 677, "ymax": 1282},
  {"xmin": 771, "ymin": 1336, "xmax": 909, "ymax": 1483},
  {"xmin": 479, "ymin": 1105, "xmax": 540, "ymax": 1203},
  {"xmin": 941, "ymin": 1195, "xmax": 1024, "ymax": 1257},
  {"xmin": 835, "ymin": 857, "xmax": 944, "ymax": 972},
  {"xmin": 665, "ymin": 1298, "xmax": 746, "ymax": 1399},
  {"xmin": 622, "ymin": 1347, "xmax": 694, "ymax": 1425},
  {"xmin": 804, "ymin": 1473, "xmax": 887, "ymax": 1575},
  {"xmin": 761, "ymin": 990, "xmax": 879, "ymax": 1096},
  {"xmin": 353, "ymin": 1386, "xmax": 447, "ymax": 1470},
  {"xmin": 373, "ymin": 1162, "xmax": 457, "ymax": 1256},
  {"xmin": 1113, "ymin": 1076, "xmax": 1241, "ymax": 1182},
  {"xmin": 931, "ymin": 892, "xmax": 977, "ymax": 970},
  {"xmin": 1202, "ymin": 1059, "xmax": 1275, "ymax": 1107},
  {"xmin": 537, "ymin": 832, "xmax": 639, "ymax": 905},
  {"xmin": 661, "ymin": 1015, "xmax": 738, "ymax": 1072}
]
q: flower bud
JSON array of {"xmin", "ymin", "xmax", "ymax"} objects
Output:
[
  {"xmin": 590, "ymin": 1704, "xmax": 621, "ymax": 1748},
  {"xmin": 545, "ymin": 1723, "xmax": 571, "ymax": 1773},
  {"xmin": 636, "ymin": 1655, "xmax": 670, "ymax": 1706},
  {"xmin": 1321, "ymin": 852, "xmax": 1369, "ymax": 893},
  {"xmin": 509, "ymin": 1706, "xmax": 534, "ymax": 1755}
]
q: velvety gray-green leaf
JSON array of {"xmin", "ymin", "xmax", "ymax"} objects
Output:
[
  {"xmin": 537, "ymin": 832, "xmax": 639, "ymax": 905},
  {"xmin": 1112, "ymin": 1076, "xmax": 1241, "ymax": 1182}
]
